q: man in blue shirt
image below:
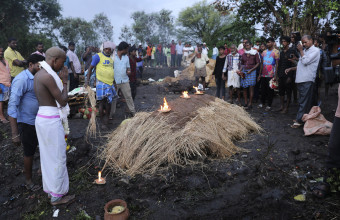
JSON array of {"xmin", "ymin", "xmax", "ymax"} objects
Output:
[
  {"xmin": 112, "ymin": 41, "xmax": 135, "ymax": 117},
  {"xmin": 8, "ymin": 54, "xmax": 45, "ymax": 191}
]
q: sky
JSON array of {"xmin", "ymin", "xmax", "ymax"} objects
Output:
[{"xmin": 58, "ymin": 0, "xmax": 206, "ymax": 43}]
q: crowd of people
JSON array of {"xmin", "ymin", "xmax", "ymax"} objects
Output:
[{"xmin": 0, "ymin": 29, "xmax": 339, "ymax": 206}]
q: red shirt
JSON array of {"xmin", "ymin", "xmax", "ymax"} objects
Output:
[
  {"xmin": 171, "ymin": 44, "xmax": 176, "ymax": 55},
  {"xmin": 223, "ymin": 48, "xmax": 231, "ymax": 55},
  {"xmin": 128, "ymin": 56, "xmax": 143, "ymax": 82},
  {"xmin": 240, "ymin": 53, "xmax": 260, "ymax": 70}
]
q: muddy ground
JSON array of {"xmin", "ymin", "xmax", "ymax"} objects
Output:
[{"xmin": 0, "ymin": 67, "xmax": 339, "ymax": 220}]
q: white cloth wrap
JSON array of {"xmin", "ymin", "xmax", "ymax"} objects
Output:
[{"xmin": 35, "ymin": 106, "xmax": 69, "ymax": 197}]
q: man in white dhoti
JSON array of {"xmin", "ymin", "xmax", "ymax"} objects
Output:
[
  {"xmin": 34, "ymin": 47, "xmax": 75, "ymax": 205},
  {"xmin": 222, "ymin": 44, "xmax": 242, "ymax": 105}
]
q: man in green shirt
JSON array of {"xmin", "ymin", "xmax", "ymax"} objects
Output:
[
  {"xmin": 4, "ymin": 38, "xmax": 27, "ymax": 78},
  {"xmin": 164, "ymin": 45, "xmax": 171, "ymax": 67}
]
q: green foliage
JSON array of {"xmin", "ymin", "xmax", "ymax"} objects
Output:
[
  {"xmin": 0, "ymin": 0, "xmax": 61, "ymax": 57},
  {"xmin": 53, "ymin": 13, "xmax": 114, "ymax": 53},
  {"xmin": 214, "ymin": 0, "xmax": 340, "ymax": 37},
  {"xmin": 119, "ymin": 25, "xmax": 135, "ymax": 42},
  {"xmin": 177, "ymin": 0, "xmax": 254, "ymax": 46},
  {"xmin": 130, "ymin": 10, "xmax": 175, "ymax": 45}
]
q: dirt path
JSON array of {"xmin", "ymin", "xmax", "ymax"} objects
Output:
[{"xmin": 0, "ymin": 67, "xmax": 339, "ymax": 219}]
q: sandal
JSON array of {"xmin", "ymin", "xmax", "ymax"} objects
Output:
[
  {"xmin": 311, "ymin": 182, "xmax": 330, "ymax": 199},
  {"xmin": 291, "ymin": 122, "xmax": 302, "ymax": 128},
  {"xmin": 0, "ymin": 118, "xmax": 9, "ymax": 124},
  {"xmin": 51, "ymin": 194, "xmax": 76, "ymax": 206},
  {"xmin": 25, "ymin": 183, "xmax": 41, "ymax": 192}
]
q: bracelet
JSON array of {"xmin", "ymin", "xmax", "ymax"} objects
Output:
[{"xmin": 12, "ymin": 134, "xmax": 20, "ymax": 140}]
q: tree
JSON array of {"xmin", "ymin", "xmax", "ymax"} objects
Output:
[
  {"xmin": 153, "ymin": 10, "xmax": 175, "ymax": 44},
  {"xmin": 176, "ymin": 0, "xmax": 238, "ymax": 45},
  {"xmin": 0, "ymin": 0, "xmax": 61, "ymax": 57},
  {"xmin": 53, "ymin": 13, "xmax": 114, "ymax": 53},
  {"xmin": 119, "ymin": 25, "xmax": 135, "ymax": 43},
  {"xmin": 92, "ymin": 13, "xmax": 114, "ymax": 43},
  {"xmin": 213, "ymin": 0, "xmax": 340, "ymax": 37},
  {"xmin": 131, "ymin": 11, "xmax": 155, "ymax": 44}
]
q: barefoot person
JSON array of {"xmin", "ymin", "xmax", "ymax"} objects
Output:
[
  {"xmin": 240, "ymin": 41, "xmax": 260, "ymax": 109},
  {"xmin": 34, "ymin": 47, "xmax": 75, "ymax": 205},
  {"xmin": 192, "ymin": 44, "xmax": 209, "ymax": 91},
  {"xmin": 86, "ymin": 41, "xmax": 116, "ymax": 128},
  {"xmin": 0, "ymin": 47, "xmax": 11, "ymax": 123},
  {"xmin": 223, "ymin": 44, "xmax": 242, "ymax": 104},
  {"xmin": 8, "ymin": 54, "xmax": 45, "ymax": 191}
]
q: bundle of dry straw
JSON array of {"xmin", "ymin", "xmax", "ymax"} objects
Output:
[
  {"xmin": 100, "ymin": 96, "xmax": 261, "ymax": 176},
  {"xmin": 85, "ymin": 86, "xmax": 97, "ymax": 138}
]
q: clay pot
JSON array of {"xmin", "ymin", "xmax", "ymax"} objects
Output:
[{"xmin": 104, "ymin": 199, "xmax": 129, "ymax": 220}]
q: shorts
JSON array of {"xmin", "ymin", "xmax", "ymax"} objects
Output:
[{"xmin": 18, "ymin": 123, "xmax": 38, "ymax": 157}]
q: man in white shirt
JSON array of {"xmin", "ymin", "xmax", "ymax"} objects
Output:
[
  {"xmin": 175, "ymin": 40, "xmax": 184, "ymax": 67},
  {"xmin": 202, "ymin": 42, "xmax": 209, "ymax": 56},
  {"xmin": 285, "ymin": 35, "xmax": 320, "ymax": 128},
  {"xmin": 212, "ymin": 44, "xmax": 218, "ymax": 60},
  {"xmin": 66, "ymin": 42, "xmax": 82, "ymax": 91},
  {"xmin": 183, "ymin": 43, "xmax": 189, "ymax": 63},
  {"xmin": 188, "ymin": 43, "xmax": 194, "ymax": 55},
  {"xmin": 192, "ymin": 44, "xmax": 209, "ymax": 90}
]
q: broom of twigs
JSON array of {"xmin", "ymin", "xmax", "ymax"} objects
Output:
[{"xmin": 85, "ymin": 86, "xmax": 97, "ymax": 138}]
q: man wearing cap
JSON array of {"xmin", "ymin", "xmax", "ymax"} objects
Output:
[
  {"xmin": 202, "ymin": 43, "xmax": 209, "ymax": 55},
  {"xmin": 67, "ymin": 42, "xmax": 81, "ymax": 91},
  {"xmin": 86, "ymin": 41, "xmax": 116, "ymax": 129}
]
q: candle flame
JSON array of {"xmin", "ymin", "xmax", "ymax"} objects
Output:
[
  {"xmin": 182, "ymin": 91, "xmax": 189, "ymax": 98},
  {"xmin": 160, "ymin": 97, "xmax": 169, "ymax": 110},
  {"xmin": 98, "ymin": 171, "xmax": 102, "ymax": 181},
  {"xmin": 193, "ymin": 86, "xmax": 202, "ymax": 94}
]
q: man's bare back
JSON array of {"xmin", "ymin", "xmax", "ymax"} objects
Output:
[
  {"xmin": 34, "ymin": 62, "xmax": 68, "ymax": 108},
  {"xmin": 34, "ymin": 69, "xmax": 59, "ymax": 107}
]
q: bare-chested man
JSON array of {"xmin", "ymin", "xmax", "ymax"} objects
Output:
[{"xmin": 34, "ymin": 47, "xmax": 75, "ymax": 205}]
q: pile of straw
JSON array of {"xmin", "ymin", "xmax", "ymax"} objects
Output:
[{"xmin": 101, "ymin": 95, "xmax": 261, "ymax": 176}]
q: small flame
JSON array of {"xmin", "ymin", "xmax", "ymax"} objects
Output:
[
  {"xmin": 160, "ymin": 97, "xmax": 169, "ymax": 110},
  {"xmin": 182, "ymin": 91, "xmax": 189, "ymax": 98},
  {"xmin": 193, "ymin": 86, "xmax": 202, "ymax": 94},
  {"xmin": 98, "ymin": 171, "xmax": 102, "ymax": 181}
]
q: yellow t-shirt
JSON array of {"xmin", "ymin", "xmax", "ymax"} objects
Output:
[
  {"xmin": 4, "ymin": 47, "xmax": 25, "ymax": 77},
  {"xmin": 96, "ymin": 52, "xmax": 114, "ymax": 85}
]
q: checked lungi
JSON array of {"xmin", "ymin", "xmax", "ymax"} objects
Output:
[
  {"xmin": 96, "ymin": 80, "xmax": 117, "ymax": 103},
  {"xmin": 241, "ymin": 69, "xmax": 256, "ymax": 88}
]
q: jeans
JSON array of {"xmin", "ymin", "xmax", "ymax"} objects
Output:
[
  {"xmin": 129, "ymin": 81, "xmax": 137, "ymax": 100},
  {"xmin": 171, "ymin": 54, "xmax": 176, "ymax": 67},
  {"xmin": 176, "ymin": 54, "xmax": 183, "ymax": 67},
  {"xmin": 69, "ymin": 73, "xmax": 79, "ymax": 91},
  {"xmin": 260, "ymin": 77, "xmax": 274, "ymax": 107},
  {"xmin": 296, "ymin": 82, "xmax": 314, "ymax": 123},
  {"xmin": 215, "ymin": 77, "xmax": 226, "ymax": 98}
]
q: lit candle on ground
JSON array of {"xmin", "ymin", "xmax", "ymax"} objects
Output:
[
  {"xmin": 181, "ymin": 91, "xmax": 190, "ymax": 99},
  {"xmin": 95, "ymin": 171, "xmax": 106, "ymax": 184}
]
